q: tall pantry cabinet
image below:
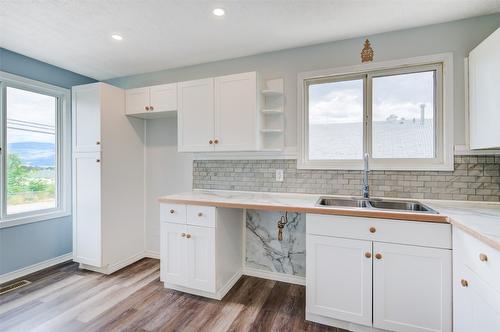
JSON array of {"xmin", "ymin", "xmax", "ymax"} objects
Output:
[{"xmin": 72, "ymin": 82, "xmax": 145, "ymax": 274}]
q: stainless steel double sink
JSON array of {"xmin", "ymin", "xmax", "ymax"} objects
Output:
[{"xmin": 316, "ymin": 196, "xmax": 438, "ymax": 214}]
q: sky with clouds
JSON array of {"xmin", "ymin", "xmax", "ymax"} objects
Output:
[
  {"xmin": 6, "ymin": 87, "xmax": 56, "ymax": 144},
  {"xmin": 308, "ymin": 71, "xmax": 435, "ymax": 124}
]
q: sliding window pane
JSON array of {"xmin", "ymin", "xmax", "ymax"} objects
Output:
[
  {"xmin": 6, "ymin": 87, "xmax": 57, "ymax": 214},
  {"xmin": 372, "ymin": 71, "xmax": 435, "ymax": 159},
  {"xmin": 308, "ymin": 79, "xmax": 364, "ymax": 160}
]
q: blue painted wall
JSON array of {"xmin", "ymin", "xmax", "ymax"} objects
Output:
[{"xmin": 0, "ymin": 47, "xmax": 95, "ymax": 276}]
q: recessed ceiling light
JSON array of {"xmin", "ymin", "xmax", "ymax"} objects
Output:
[
  {"xmin": 212, "ymin": 8, "xmax": 225, "ymax": 16},
  {"xmin": 111, "ymin": 34, "xmax": 123, "ymax": 41}
]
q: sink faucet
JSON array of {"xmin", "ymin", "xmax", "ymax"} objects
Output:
[{"xmin": 362, "ymin": 153, "xmax": 370, "ymax": 199}]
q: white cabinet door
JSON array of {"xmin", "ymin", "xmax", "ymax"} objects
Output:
[
  {"xmin": 306, "ymin": 235, "xmax": 373, "ymax": 326},
  {"xmin": 454, "ymin": 265, "xmax": 500, "ymax": 332},
  {"xmin": 73, "ymin": 152, "xmax": 101, "ymax": 266},
  {"xmin": 150, "ymin": 83, "xmax": 177, "ymax": 113},
  {"xmin": 469, "ymin": 27, "xmax": 500, "ymax": 149},
  {"xmin": 177, "ymin": 78, "xmax": 214, "ymax": 152},
  {"xmin": 163, "ymin": 223, "xmax": 188, "ymax": 286},
  {"xmin": 125, "ymin": 87, "xmax": 150, "ymax": 115},
  {"xmin": 72, "ymin": 84, "xmax": 101, "ymax": 153},
  {"xmin": 373, "ymin": 242, "xmax": 452, "ymax": 332},
  {"xmin": 186, "ymin": 225, "xmax": 215, "ymax": 293},
  {"xmin": 214, "ymin": 72, "xmax": 258, "ymax": 151}
]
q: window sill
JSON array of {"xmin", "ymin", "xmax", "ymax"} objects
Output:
[{"xmin": 0, "ymin": 209, "xmax": 71, "ymax": 229}]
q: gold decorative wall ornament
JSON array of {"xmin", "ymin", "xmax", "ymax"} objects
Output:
[{"xmin": 361, "ymin": 39, "xmax": 374, "ymax": 62}]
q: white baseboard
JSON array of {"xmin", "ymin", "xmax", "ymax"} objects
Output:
[
  {"xmin": 0, "ymin": 253, "xmax": 73, "ymax": 284},
  {"xmin": 164, "ymin": 269, "xmax": 242, "ymax": 300},
  {"xmin": 143, "ymin": 250, "xmax": 160, "ymax": 259},
  {"xmin": 306, "ymin": 313, "xmax": 385, "ymax": 332},
  {"xmin": 243, "ymin": 267, "xmax": 305, "ymax": 285},
  {"xmin": 79, "ymin": 252, "xmax": 144, "ymax": 275}
]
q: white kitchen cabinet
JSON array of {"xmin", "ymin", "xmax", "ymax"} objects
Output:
[
  {"xmin": 125, "ymin": 83, "xmax": 177, "ymax": 118},
  {"xmin": 73, "ymin": 152, "xmax": 101, "ymax": 267},
  {"xmin": 214, "ymin": 72, "xmax": 258, "ymax": 151},
  {"xmin": 453, "ymin": 228, "xmax": 500, "ymax": 332},
  {"xmin": 177, "ymin": 72, "xmax": 259, "ymax": 152},
  {"xmin": 72, "ymin": 83, "xmax": 145, "ymax": 274},
  {"xmin": 373, "ymin": 242, "xmax": 452, "ymax": 332},
  {"xmin": 306, "ymin": 235, "xmax": 372, "ymax": 326},
  {"xmin": 469, "ymin": 27, "xmax": 500, "ymax": 150},
  {"xmin": 160, "ymin": 204, "xmax": 242, "ymax": 299},
  {"xmin": 186, "ymin": 225, "xmax": 216, "ymax": 292},
  {"xmin": 72, "ymin": 83, "xmax": 101, "ymax": 153},
  {"xmin": 162, "ymin": 222, "xmax": 188, "ymax": 286},
  {"xmin": 306, "ymin": 214, "xmax": 452, "ymax": 332},
  {"xmin": 161, "ymin": 223, "xmax": 215, "ymax": 292},
  {"xmin": 177, "ymin": 78, "xmax": 214, "ymax": 152}
]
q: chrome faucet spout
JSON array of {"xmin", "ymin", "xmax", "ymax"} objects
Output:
[{"xmin": 362, "ymin": 153, "xmax": 370, "ymax": 199}]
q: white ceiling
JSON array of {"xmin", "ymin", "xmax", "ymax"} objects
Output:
[{"xmin": 1, "ymin": 0, "xmax": 499, "ymax": 80}]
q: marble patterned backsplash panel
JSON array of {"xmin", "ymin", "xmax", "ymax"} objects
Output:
[
  {"xmin": 193, "ymin": 156, "xmax": 500, "ymax": 201},
  {"xmin": 246, "ymin": 210, "xmax": 305, "ymax": 277}
]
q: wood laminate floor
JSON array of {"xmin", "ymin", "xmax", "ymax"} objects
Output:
[{"xmin": 0, "ymin": 258, "xmax": 346, "ymax": 332}]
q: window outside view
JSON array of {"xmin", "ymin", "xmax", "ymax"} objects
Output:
[
  {"xmin": 308, "ymin": 70, "xmax": 435, "ymax": 160},
  {"xmin": 6, "ymin": 87, "xmax": 57, "ymax": 215},
  {"xmin": 372, "ymin": 71, "xmax": 435, "ymax": 159},
  {"xmin": 308, "ymin": 79, "xmax": 364, "ymax": 160}
]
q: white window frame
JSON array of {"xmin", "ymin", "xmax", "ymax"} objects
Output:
[
  {"xmin": 297, "ymin": 53, "xmax": 454, "ymax": 171},
  {"xmin": 0, "ymin": 71, "xmax": 71, "ymax": 228}
]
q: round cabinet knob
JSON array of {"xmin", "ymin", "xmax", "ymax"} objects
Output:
[
  {"xmin": 369, "ymin": 227, "xmax": 376, "ymax": 233},
  {"xmin": 150, "ymin": 106, "xmax": 154, "ymax": 111},
  {"xmin": 214, "ymin": 139, "xmax": 219, "ymax": 144},
  {"xmin": 461, "ymin": 279, "xmax": 469, "ymax": 288},
  {"xmin": 169, "ymin": 209, "xmax": 175, "ymax": 214},
  {"xmin": 209, "ymin": 140, "xmax": 213, "ymax": 145},
  {"xmin": 365, "ymin": 252, "xmax": 372, "ymax": 258},
  {"xmin": 181, "ymin": 233, "xmax": 186, "ymax": 237},
  {"xmin": 96, "ymin": 141, "xmax": 100, "ymax": 145},
  {"xmin": 198, "ymin": 212, "xmax": 203, "ymax": 217},
  {"xmin": 96, "ymin": 159, "xmax": 100, "ymax": 163},
  {"xmin": 186, "ymin": 234, "xmax": 191, "ymax": 239},
  {"xmin": 375, "ymin": 253, "xmax": 382, "ymax": 260},
  {"xmin": 479, "ymin": 253, "xmax": 488, "ymax": 262},
  {"xmin": 145, "ymin": 106, "xmax": 150, "ymax": 111}
]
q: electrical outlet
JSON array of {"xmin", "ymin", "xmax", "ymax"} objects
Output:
[{"xmin": 276, "ymin": 169, "xmax": 284, "ymax": 182}]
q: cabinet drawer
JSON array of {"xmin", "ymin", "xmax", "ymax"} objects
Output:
[
  {"xmin": 187, "ymin": 205, "xmax": 216, "ymax": 227},
  {"xmin": 306, "ymin": 214, "xmax": 451, "ymax": 249},
  {"xmin": 160, "ymin": 203, "xmax": 186, "ymax": 224},
  {"xmin": 453, "ymin": 228, "xmax": 500, "ymax": 293}
]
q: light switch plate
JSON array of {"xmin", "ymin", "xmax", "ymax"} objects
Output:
[{"xmin": 276, "ymin": 169, "xmax": 284, "ymax": 182}]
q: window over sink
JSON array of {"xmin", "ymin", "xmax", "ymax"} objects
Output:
[{"xmin": 298, "ymin": 54, "xmax": 453, "ymax": 170}]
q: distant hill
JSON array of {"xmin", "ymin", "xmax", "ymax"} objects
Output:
[{"xmin": 8, "ymin": 142, "xmax": 55, "ymax": 168}]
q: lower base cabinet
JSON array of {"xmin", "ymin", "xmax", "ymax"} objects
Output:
[
  {"xmin": 160, "ymin": 204, "xmax": 243, "ymax": 300},
  {"xmin": 453, "ymin": 228, "xmax": 500, "ymax": 332},
  {"xmin": 306, "ymin": 214, "xmax": 452, "ymax": 332}
]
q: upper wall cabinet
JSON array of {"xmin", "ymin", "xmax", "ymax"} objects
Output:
[
  {"xmin": 469, "ymin": 27, "xmax": 500, "ymax": 150},
  {"xmin": 125, "ymin": 83, "xmax": 177, "ymax": 119},
  {"xmin": 177, "ymin": 78, "xmax": 215, "ymax": 152},
  {"xmin": 178, "ymin": 72, "xmax": 259, "ymax": 152}
]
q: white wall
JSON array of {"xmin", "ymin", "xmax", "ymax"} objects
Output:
[{"xmin": 144, "ymin": 116, "xmax": 192, "ymax": 254}]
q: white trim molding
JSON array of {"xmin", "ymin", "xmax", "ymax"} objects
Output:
[
  {"xmin": 0, "ymin": 253, "xmax": 73, "ymax": 284},
  {"xmin": 193, "ymin": 146, "xmax": 297, "ymax": 160},
  {"xmin": 297, "ymin": 53, "xmax": 454, "ymax": 171},
  {"xmin": 243, "ymin": 266, "xmax": 306, "ymax": 285},
  {"xmin": 0, "ymin": 71, "xmax": 71, "ymax": 229}
]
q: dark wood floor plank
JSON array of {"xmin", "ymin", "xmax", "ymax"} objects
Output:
[{"xmin": 0, "ymin": 259, "xmax": 342, "ymax": 332}]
